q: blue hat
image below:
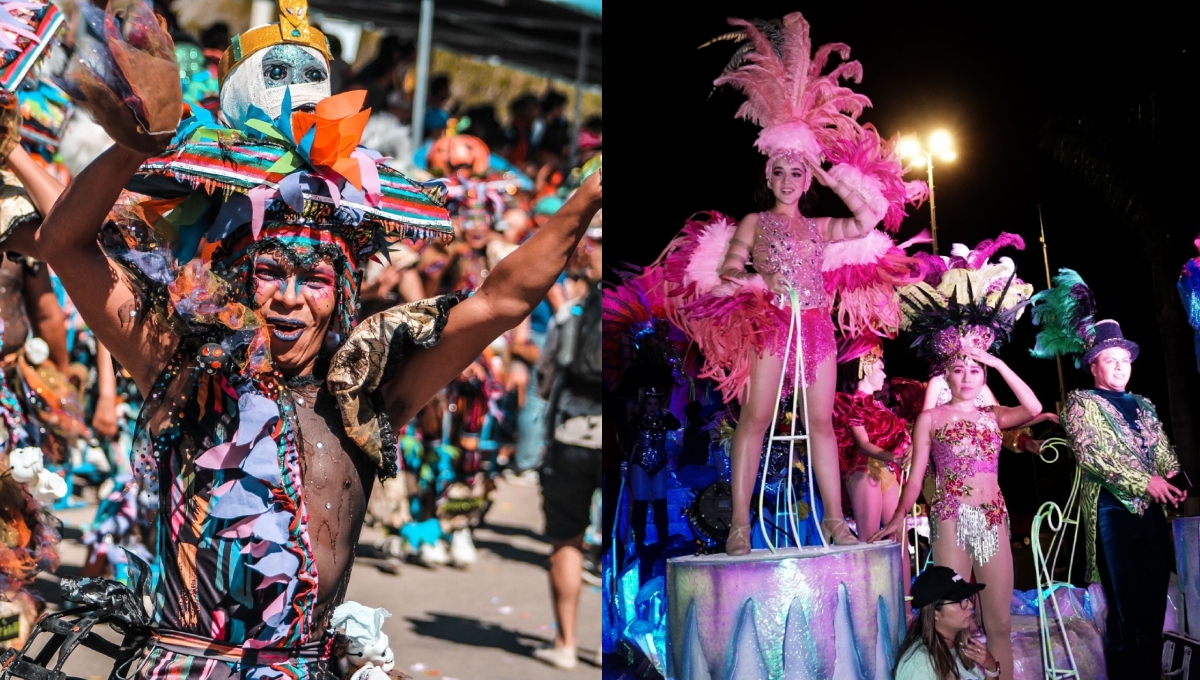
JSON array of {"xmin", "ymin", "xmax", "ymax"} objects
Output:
[
  {"xmin": 424, "ymin": 108, "xmax": 450, "ymax": 132},
  {"xmin": 1083, "ymin": 320, "xmax": 1139, "ymax": 365}
]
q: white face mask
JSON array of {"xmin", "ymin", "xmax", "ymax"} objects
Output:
[{"xmin": 220, "ymin": 44, "xmax": 331, "ymax": 130}]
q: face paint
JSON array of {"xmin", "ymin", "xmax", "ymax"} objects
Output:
[{"xmin": 219, "ymin": 44, "xmax": 330, "ymax": 130}]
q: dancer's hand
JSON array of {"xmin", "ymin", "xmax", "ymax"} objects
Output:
[
  {"xmin": 810, "ymin": 162, "xmax": 834, "ymax": 189},
  {"xmin": 961, "ymin": 637, "xmax": 998, "ymax": 675},
  {"xmin": 761, "ymin": 272, "xmax": 790, "ymax": 296},
  {"xmin": 1147, "ymin": 475, "xmax": 1187, "ymax": 506},
  {"xmin": 868, "ymin": 513, "xmax": 904, "ymax": 543},
  {"xmin": 963, "ymin": 348, "xmax": 1003, "ymax": 368}
]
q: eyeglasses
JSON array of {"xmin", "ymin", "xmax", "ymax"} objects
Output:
[{"xmin": 936, "ymin": 598, "xmax": 973, "ymax": 610}]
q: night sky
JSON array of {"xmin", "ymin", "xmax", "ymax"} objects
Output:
[{"xmin": 616, "ymin": 5, "xmax": 1200, "ymax": 517}]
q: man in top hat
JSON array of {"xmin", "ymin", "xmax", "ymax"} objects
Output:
[{"xmin": 1061, "ymin": 319, "xmax": 1186, "ymax": 678}]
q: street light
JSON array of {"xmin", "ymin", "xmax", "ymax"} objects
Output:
[{"xmin": 898, "ymin": 130, "xmax": 957, "ymax": 255}]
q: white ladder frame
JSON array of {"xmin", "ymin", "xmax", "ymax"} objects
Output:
[{"xmin": 759, "ymin": 288, "xmax": 827, "ymax": 551}]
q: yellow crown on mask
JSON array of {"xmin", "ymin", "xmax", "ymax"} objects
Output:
[{"xmin": 218, "ymin": 0, "xmax": 331, "ymax": 86}]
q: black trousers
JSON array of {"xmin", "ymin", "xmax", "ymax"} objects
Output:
[{"xmin": 1096, "ymin": 487, "xmax": 1173, "ymax": 679}]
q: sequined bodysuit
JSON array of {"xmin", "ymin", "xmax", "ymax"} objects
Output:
[
  {"xmin": 749, "ymin": 212, "xmax": 837, "ymax": 388},
  {"xmin": 629, "ymin": 412, "xmax": 680, "ymax": 477},
  {"xmin": 929, "ymin": 407, "xmax": 1008, "ymax": 563},
  {"xmin": 752, "ymin": 212, "xmax": 830, "ymax": 311}
]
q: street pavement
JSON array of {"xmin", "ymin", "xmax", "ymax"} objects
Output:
[{"xmin": 36, "ymin": 475, "xmax": 600, "ymax": 680}]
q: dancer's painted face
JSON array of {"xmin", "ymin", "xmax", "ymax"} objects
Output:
[
  {"xmin": 1091, "ymin": 348, "xmax": 1132, "ymax": 392},
  {"xmin": 945, "ymin": 359, "xmax": 985, "ymax": 402},
  {"xmin": 768, "ymin": 159, "xmax": 809, "ymax": 206},
  {"xmin": 253, "ymin": 252, "xmax": 338, "ymax": 375}
]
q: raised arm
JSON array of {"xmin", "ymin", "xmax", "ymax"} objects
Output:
[
  {"xmin": 382, "ymin": 171, "xmax": 602, "ymax": 425},
  {"xmin": 6, "ymin": 146, "xmax": 65, "ymax": 218},
  {"xmin": 34, "ymin": 145, "xmax": 176, "ymax": 394},
  {"xmin": 810, "ymin": 163, "xmax": 884, "ymax": 242},
  {"xmin": 869, "ymin": 410, "xmax": 933, "ymax": 542},
  {"xmin": 965, "ymin": 350, "xmax": 1041, "ymax": 429}
]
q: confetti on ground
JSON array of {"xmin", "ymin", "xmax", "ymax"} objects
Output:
[
  {"xmin": 498, "ymin": 606, "xmax": 513, "ymax": 615},
  {"xmin": 410, "ymin": 663, "xmax": 426, "ymax": 672},
  {"xmin": 500, "ymin": 502, "xmax": 512, "ymax": 512},
  {"xmin": 491, "ymin": 597, "xmax": 501, "ymax": 604},
  {"xmin": 519, "ymin": 611, "xmax": 530, "ymax": 619},
  {"xmin": 538, "ymin": 624, "xmax": 550, "ymax": 631}
]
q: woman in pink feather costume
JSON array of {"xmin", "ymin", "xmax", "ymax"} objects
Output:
[
  {"xmin": 652, "ymin": 12, "xmax": 932, "ymax": 554},
  {"xmin": 716, "ymin": 155, "xmax": 889, "ymax": 552}
]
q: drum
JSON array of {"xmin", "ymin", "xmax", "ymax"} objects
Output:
[{"xmin": 687, "ymin": 481, "xmax": 733, "ymax": 543}]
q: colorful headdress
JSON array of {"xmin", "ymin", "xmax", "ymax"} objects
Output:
[
  {"xmin": 1030, "ymin": 269, "xmax": 1136, "ymax": 367},
  {"xmin": 217, "ymin": 0, "xmax": 330, "ymax": 86},
  {"xmin": 0, "ymin": 0, "xmax": 62, "ymax": 102},
  {"xmin": 99, "ymin": 87, "xmax": 451, "ymax": 378},
  {"xmin": 836, "ymin": 334, "xmax": 884, "ymax": 380},
  {"xmin": 703, "ymin": 12, "xmax": 869, "ymax": 177},
  {"xmin": 899, "ymin": 234, "xmax": 1033, "ymax": 370}
]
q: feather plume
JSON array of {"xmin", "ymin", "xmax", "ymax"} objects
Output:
[
  {"xmin": 1029, "ymin": 268, "xmax": 1097, "ymax": 368},
  {"xmin": 823, "ymin": 126, "xmax": 927, "ymax": 232},
  {"xmin": 704, "ymin": 12, "xmax": 869, "ymax": 161}
]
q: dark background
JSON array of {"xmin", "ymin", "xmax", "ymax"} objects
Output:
[{"xmin": 613, "ymin": 4, "xmax": 1200, "ymax": 534}]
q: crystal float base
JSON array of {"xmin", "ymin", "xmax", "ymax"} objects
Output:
[{"xmin": 667, "ymin": 542, "xmax": 903, "ymax": 680}]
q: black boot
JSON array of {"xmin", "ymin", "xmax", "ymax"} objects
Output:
[
  {"xmin": 631, "ymin": 500, "xmax": 649, "ymax": 554},
  {"xmin": 653, "ymin": 499, "xmax": 669, "ymax": 546}
]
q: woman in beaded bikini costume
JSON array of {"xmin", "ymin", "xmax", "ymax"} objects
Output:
[{"xmin": 874, "ymin": 349, "xmax": 1041, "ymax": 680}]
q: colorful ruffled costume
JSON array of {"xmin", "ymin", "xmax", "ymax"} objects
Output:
[
  {"xmin": 833, "ymin": 392, "xmax": 909, "ymax": 492},
  {"xmin": 55, "ymin": 0, "xmax": 453, "ymax": 676}
]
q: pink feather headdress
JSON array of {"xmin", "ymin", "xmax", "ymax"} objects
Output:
[{"xmin": 704, "ymin": 12, "xmax": 870, "ymax": 178}]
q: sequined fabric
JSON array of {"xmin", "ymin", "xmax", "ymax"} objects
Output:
[
  {"xmin": 629, "ymin": 413, "xmax": 677, "ymax": 477},
  {"xmin": 752, "ymin": 212, "xmax": 830, "ymax": 311},
  {"xmin": 928, "ymin": 407, "xmax": 1007, "ymax": 563},
  {"xmin": 770, "ymin": 308, "xmax": 836, "ymax": 389},
  {"xmin": 930, "ymin": 501, "xmax": 1007, "ymax": 565}
]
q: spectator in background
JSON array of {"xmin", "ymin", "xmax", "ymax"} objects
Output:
[
  {"xmin": 503, "ymin": 93, "xmax": 541, "ymax": 171},
  {"xmin": 536, "ymin": 226, "xmax": 602, "ymax": 670},
  {"xmin": 199, "ymin": 22, "xmax": 230, "ymax": 52},
  {"xmin": 428, "ymin": 75, "xmax": 452, "ymax": 120},
  {"xmin": 461, "ymin": 105, "xmax": 503, "ymax": 149},
  {"xmin": 539, "ymin": 90, "xmax": 570, "ymax": 158},
  {"xmin": 325, "ymin": 33, "xmax": 354, "ymax": 94},
  {"xmin": 355, "ymin": 35, "xmax": 415, "ymax": 114}
]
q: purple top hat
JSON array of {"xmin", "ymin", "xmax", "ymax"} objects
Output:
[{"xmin": 1083, "ymin": 319, "xmax": 1139, "ymax": 365}]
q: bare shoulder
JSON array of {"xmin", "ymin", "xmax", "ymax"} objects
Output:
[{"xmin": 738, "ymin": 212, "xmax": 760, "ymax": 229}]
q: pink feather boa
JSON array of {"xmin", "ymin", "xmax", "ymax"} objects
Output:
[{"xmin": 822, "ymin": 230, "xmax": 931, "ymax": 337}]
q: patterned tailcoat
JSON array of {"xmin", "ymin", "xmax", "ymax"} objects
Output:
[{"xmin": 1061, "ymin": 389, "xmax": 1180, "ymax": 582}]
